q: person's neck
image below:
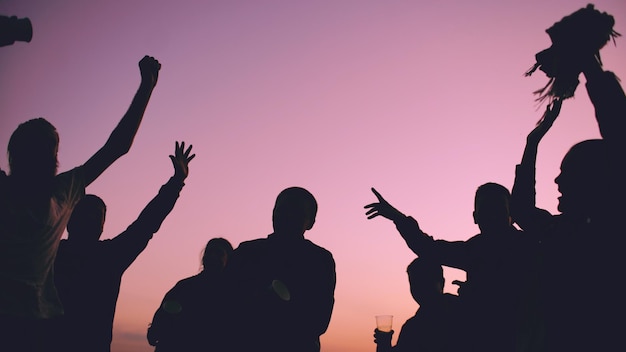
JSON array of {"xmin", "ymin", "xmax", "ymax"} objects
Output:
[
  {"xmin": 271, "ymin": 230, "xmax": 305, "ymax": 240},
  {"xmin": 481, "ymin": 225, "xmax": 512, "ymax": 236},
  {"xmin": 417, "ymin": 295, "xmax": 444, "ymax": 310}
]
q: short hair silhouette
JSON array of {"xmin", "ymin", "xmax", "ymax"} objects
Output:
[
  {"xmin": 407, "ymin": 257, "xmax": 445, "ymax": 304},
  {"xmin": 66, "ymin": 194, "xmax": 107, "ymax": 241},
  {"xmin": 202, "ymin": 237, "xmax": 234, "ymax": 271},
  {"xmin": 473, "ymin": 182, "xmax": 512, "ymax": 232},
  {"xmin": 7, "ymin": 117, "xmax": 59, "ymax": 179},
  {"xmin": 407, "ymin": 257, "xmax": 444, "ymax": 284},
  {"xmin": 272, "ymin": 187, "xmax": 318, "ymax": 233}
]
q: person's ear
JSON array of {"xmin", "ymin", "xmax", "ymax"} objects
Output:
[{"xmin": 305, "ymin": 216, "xmax": 315, "ymax": 230}]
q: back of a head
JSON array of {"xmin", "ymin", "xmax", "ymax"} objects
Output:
[
  {"xmin": 474, "ymin": 182, "xmax": 512, "ymax": 232},
  {"xmin": 202, "ymin": 237, "xmax": 234, "ymax": 272},
  {"xmin": 407, "ymin": 257, "xmax": 444, "ymax": 285},
  {"xmin": 67, "ymin": 195, "xmax": 107, "ymax": 242},
  {"xmin": 407, "ymin": 257, "xmax": 444, "ymax": 304},
  {"xmin": 8, "ymin": 118, "xmax": 59, "ymax": 180},
  {"xmin": 272, "ymin": 187, "xmax": 318, "ymax": 235}
]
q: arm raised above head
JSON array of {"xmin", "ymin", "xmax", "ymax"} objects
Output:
[
  {"xmin": 583, "ymin": 59, "xmax": 626, "ymax": 146},
  {"xmin": 121, "ymin": 141, "xmax": 193, "ymax": 237},
  {"xmin": 82, "ymin": 55, "xmax": 161, "ymax": 186},
  {"xmin": 511, "ymin": 101, "xmax": 561, "ymax": 231},
  {"xmin": 109, "ymin": 141, "xmax": 194, "ymax": 269}
]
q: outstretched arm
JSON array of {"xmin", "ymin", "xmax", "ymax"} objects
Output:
[
  {"xmin": 365, "ymin": 188, "xmax": 433, "ymax": 256},
  {"xmin": 365, "ymin": 188, "xmax": 475, "ymax": 269},
  {"xmin": 82, "ymin": 55, "xmax": 161, "ymax": 186},
  {"xmin": 111, "ymin": 141, "xmax": 195, "ymax": 269},
  {"xmin": 511, "ymin": 100, "xmax": 561, "ymax": 231},
  {"xmin": 364, "ymin": 188, "xmax": 406, "ymax": 222}
]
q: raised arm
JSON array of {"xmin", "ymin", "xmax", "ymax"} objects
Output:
[
  {"xmin": 82, "ymin": 55, "xmax": 161, "ymax": 186},
  {"xmin": 511, "ymin": 100, "xmax": 561, "ymax": 231},
  {"xmin": 582, "ymin": 58, "xmax": 626, "ymax": 147},
  {"xmin": 365, "ymin": 188, "xmax": 433, "ymax": 256},
  {"xmin": 365, "ymin": 188, "xmax": 406, "ymax": 223},
  {"xmin": 110, "ymin": 141, "xmax": 195, "ymax": 269},
  {"xmin": 365, "ymin": 188, "xmax": 476, "ymax": 270}
]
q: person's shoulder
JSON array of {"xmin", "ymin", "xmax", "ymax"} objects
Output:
[
  {"xmin": 465, "ymin": 233, "xmax": 483, "ymax": 244},
  {"xmin": 443, "ymin": 293, "xmax": 459, "ymax": 302},
  {"xmin": 53, "ymin": 166, "xmax": 86, "ymax": 198},
  {"xmin": 401, "ymin": 311, "xmax": 421, "ymax": 328},
  {"xmin": 231, "ymin": 237, "xmax": 270, "ymax": 258},
  {"xmin": 55, "ymin": 166, "xmax": 84, "ymax": 180},
  {"xmin": 236, "ymin": 237, "xmax": 268, "ymax": 250},
  {"xmin": 173, "ymin": 274, "xmax": 203, "ymax": 289},
  {"xmin": 304, "ymin": 239, "xmax": 332, "ymax": 253},
  {"xmin": 303, "ymin": 239, "xmax": 335, "ymax": 261}
]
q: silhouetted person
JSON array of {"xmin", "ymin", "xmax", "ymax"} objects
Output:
[
  {"xmin": 373, "ymin": 257, "xmax": 459, "ymax": 352},
  {"xmin": 147, "ymin": 237, "xmax": 233, "ymax": 352},
  {"xmin": 365, "ymin": 184, "xmax": 531, "ymax": 352},
  {"xmin": 224, "ymin": 187, "xmax": 336, "ymax": 352},
  {"xmin": 0, "ymin": 55, "xmax": 160, "ymax": 351},
  {"xmin": 53, "ymin": 141, "xmax": 194, "ymax": 352},
  {"xmin": 500, "ymin": 100, "xmax": 563, "ymax": 352},
  {"xmin": 512, "ymin": 34, "xmax": 626, "ymax": 351}
]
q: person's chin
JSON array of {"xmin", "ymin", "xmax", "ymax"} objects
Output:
[{"xmin": 557, "ymin": 197, "xmax": 566, "ymax": 213}]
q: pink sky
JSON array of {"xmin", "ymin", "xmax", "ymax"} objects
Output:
[{"xmin": 1, "ymin": 1, "xmax": 625, "ymax": 351}]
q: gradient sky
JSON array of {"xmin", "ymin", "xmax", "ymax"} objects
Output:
[{"xmin": 1, "ymin": 1, "xmax": 625, "ymax": 351}]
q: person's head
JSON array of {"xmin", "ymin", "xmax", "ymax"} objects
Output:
[
  {"xmin": 407, "ymin": 257, "xmax": 444, "ymax": 305},
  {"xmin": 67, "ymin": 195, "xmax": 106, "ymax": 243},
  {"xmin": 7, "ymin": 118, "xmax": 59, "ymax": 180},
  {"xmin": 201, "ymin": 237, "xmax": 233, "ymax": 272},
  {"xmin": 473, "ymin": 182, "xmax": 512, "ymax": 233},
  {"xmin": 555, "ymin": 139, "xmax": 618, "ymax": 218},
  {"xmin": 272, "ymin": 187, "xmax": 317, "ymax": 236}
]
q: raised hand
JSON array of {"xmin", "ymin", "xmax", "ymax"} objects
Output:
[
  {"xmin": 364, "ymin": 188, "xmax": 405, "ymax": 222},
  {"xmin": 139, "ymin": 55, "xmax": 161, "ymax": 88},
  {"xmin": 170, "ymin": 141, "xmax": 195, "ymax": 181},
  {"xmin": 529, "ymin": 98, "xmax": 562, "ymax": 144}
]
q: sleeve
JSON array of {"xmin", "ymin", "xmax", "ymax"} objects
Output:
[
  {"xmin": 585, "ymin": 71, "xmax": 626, "ymax": 145},
  {"xmin": 510, "ymin": 164, "xmax": 553, "ymax": 232},
  {"xmin": 585, "ymin": 71, "xmax": 626, "ymax": 200},
  {"xmin": 312, "ymin": 251, "xmax": 336, "ymax": 337},
  {"xmin": 393, "ymin": 216, "xmax": 471, "ymax": 270},
  {"xmin": 109, "ymin": 176, "xmax": 185, "ymax": 270},
  {"xmin": 57, "ymin": 166, "xmax": 87, "ymax": 208},
  {"xmin": 147, "ymin": 284, "xmax": 180, "ymax": 347},
  {"xmin": 393, "ymin": 216, "xmax": 434, "ymax": 255},
  {"xmin": 282, "ymin": 248, "xmax": 336, "ymax": 351}
]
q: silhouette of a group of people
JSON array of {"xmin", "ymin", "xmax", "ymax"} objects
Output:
[
  {"xmin": 1, "ymin": 4, "xmax": 624, "ymax": 352},
  {"xmin": 365, "ymin": 4, "xmax": 625, "ymax": 352}
]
